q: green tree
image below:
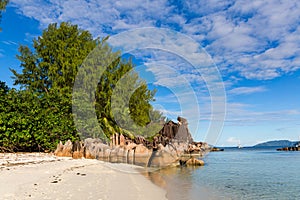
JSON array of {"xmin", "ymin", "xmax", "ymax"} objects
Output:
[
  {"xmin": 77, "ymin": 41, "xmax": 161, "ymax": 139},
  {"xmin": 11, "ymin": 22, "xmax": 97, "ymax": 94},
  {"xmin": 0, "ymin": 88, "xmax": 78, "ymax": 152},
  {"xmin": 129, "ymin": 84, "xmax": 156, "ymax": 126},
  {"xmin": 109, "ymin": 67, "xmax": 164, "ymax": 138},
  {"xmin": 9, "ymin": 22, "xmax": 161, "ymax": 150},
  {"xmin": 6, "ymin": 22, "xmax": 97, "ymax": 151},
  {"xmin": 0, "ymin": 81, "xmax": 9, "ymax": 95}
]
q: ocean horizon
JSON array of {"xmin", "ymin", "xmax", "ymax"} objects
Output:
[{"xmin": 146, "ymin": 147, "xmax": 300, "ymax": 200}]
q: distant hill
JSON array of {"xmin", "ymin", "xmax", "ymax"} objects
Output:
[{"xmin": 254, "ymin": 140, "xmax": 298, "ymax": 147}]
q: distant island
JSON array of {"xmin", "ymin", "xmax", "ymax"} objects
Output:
[{"xmin": 253, "ymin": 140, "xmax": 299, "ymax": 148}]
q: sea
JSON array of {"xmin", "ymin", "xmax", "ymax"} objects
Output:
[{"xmin": 145, "ymin": 147, "xmax": 300, "ymax": 200}]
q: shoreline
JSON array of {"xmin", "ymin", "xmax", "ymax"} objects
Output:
[
  {"xmin": 141, "ymin": 165, "xmax": 224, "ymax": 200},
  {"xmin": 0, "ymin": 153, "xmax": 167, "ymax": 200}
]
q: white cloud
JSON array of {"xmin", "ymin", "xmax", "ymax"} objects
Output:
[
  {"xmin": 228, "ymin": 86, "xmax": 267, "ymax": 95},
  {"xmin": 9, "ymin": 0, "xmax": 300, "ymax": 140},
  {"xmin": 224, "ymin": 101, "xmax": 300, "ymax": 126},
  {"xmin": 10, "ymin": 0, "xmax": 172, "ymax": 37},
  {"xmin": 1, "ymin": 41, "xmax": 18, "ymax": 46},
  {"xmin": 10, "ymin": 0, "xmax": 300, "ymax": 80},
  {"xmin": 181, "ymin": 0, "xmax": 300, "ymax": 80}
]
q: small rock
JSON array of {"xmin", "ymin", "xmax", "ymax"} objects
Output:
[{"xmin": 186, "ymin": 157, "xmax": 204, "ymax": 166}]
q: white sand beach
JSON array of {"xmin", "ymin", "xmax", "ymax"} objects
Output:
[{"xmin": 0, "ymin": 153, "xmax": 167, "ymax": 200}]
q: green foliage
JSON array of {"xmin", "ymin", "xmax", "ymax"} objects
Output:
[
  {"xmin": 0, "ymin": 85, "xmax": 79, "ymax": 152},
  {"xmin": 1, "ymin": 22, "xmax": 164, "ymax": 152},
  {"xmin": 95, "ymin": 57, "xmax": 137, "ymax": 138},
  {"xmin": 79, "ymin": 39, "xmax": 163, "ymax": 139},
  {"xmin": 0, "ymin": 81, "xmax": 9, "ymax": 94},
  {"xmin": 3, "ymin": 22, "xmax": 95, "ymax": 151},
  {"xmin": 11, "ymin": 22, "xmax": 97, "ymax": 94},
  {"xmin": 129, "ymin": 84, "xmax": 156, "ymax": 126},
  {"xmin": 109, "ymin": 68, "xmax": 163, "ymax": 138},
  {"xmin": 0, "ymin": 0, "xmax": 8, "ymax": 10}
]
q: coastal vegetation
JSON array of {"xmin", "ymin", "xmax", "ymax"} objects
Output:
[{"xmin": 0, "ymin": 22, "xmax": 163, "ymax": 152}]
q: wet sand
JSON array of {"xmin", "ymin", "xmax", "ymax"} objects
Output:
[
  {"xmin": 142, "ymin": 166, "xmax": 223, "ymax": 200},
  {"xmin": 0, "ymin": 153, "xmax": 167, "ymax": 200}
]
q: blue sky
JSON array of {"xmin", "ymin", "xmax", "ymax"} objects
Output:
[{"xmin": 1, "ymin": 0, "xmax": 300, "ymax": 146}]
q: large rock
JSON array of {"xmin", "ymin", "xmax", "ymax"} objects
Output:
[
  {"xmin": 84, "ymin": 138, "xmax": 105, "ymax": 159},
  {"xmin": 134, "ymin": 144, "xmax": 152, "ymax": 167},
  {"xmin": 174, "ymin": 124, "xmax": 193, "ymax": 143},
  {"xmin": 108, "ymin": 146, "xmax": 127, "ymax": 163},
  {"xmin": 135, "ymin": 144, "xmax": 149, "ymax": 154},
  {"xmin": 147, "ymin": 144, "xmax": 179, "ymax": 167},
  {"xmin": 157, "ymin": 116, "xmax": 193, "ymax": 146},
  {"xmin": 103, "ymin": 148, "xmax": 111, "ymax": 161},
  {"xmin": 126, "ymin": 142, "xmax": 137, "ymax": 150},
  {"xmin": 159, "ymin": 121, "xmax": 178, "ymax": 139},
  {"xmin": 96, "ymin": 143, "xmax": 110, "ymax": 160}
]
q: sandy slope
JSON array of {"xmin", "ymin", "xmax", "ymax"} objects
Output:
[{"xmin": 0, "ymin": 155, "xmax": 167, "ymax": 200}]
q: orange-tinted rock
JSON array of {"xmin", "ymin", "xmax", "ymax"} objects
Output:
[
  {"xmin": 84, "ymin": 148, "xmax": 95, "ymax": 159},
  {"xmin": 126, "ymin": 142, "xmax": 137, "ymax": 150},
  {"xmin": 134, "ymin": 144, "xmax": 152, "ymax": 166},
  {"xmin": 120, "ymin": 134, "xmax": 125, "ymax": 147},
  {"xmin": 72, "ymin": 141, "xmax": 84, "ymax": 159},
  {"xmin": 72, "ymin": 151, "xmax": 83, "ymax": 159},
  {"xmin": 54, "ymin": 141, "xmax": 64, "ymax": 157},
  {"xmin": 55, "ymin": 140, "xmax": 73, "ymax": 157},
  {"xmin": 115, "ymin": 133, "xmax": 119, "ymax": 146},
  {"xmin": 63, "ymin": 140, "xmax": 73, "ymax": 157},
  {"xmin": 83, "ymin": 138, "xmax": 105, "ymax": 159},
  {"xmin": 186, "ymin": 157, "xmax": 204, "ymax": 166},
  {"xmin": 135, "ymin": 144, "xmax": 149, "ymax": 154}
]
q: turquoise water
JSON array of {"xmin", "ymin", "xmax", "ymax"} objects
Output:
[{"xmin": 149, "ymin": 148, "xmax": 300, "ymax": 200}]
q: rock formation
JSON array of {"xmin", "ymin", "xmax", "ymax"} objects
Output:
[
  {"xmin": 72, "ymin": 141, "xmax": 84, "ymax": 159},
  {"xmin": 54, "ymin": 117, "xmax": 208, "ymax": 167},
  {"xmin": 54, "ymin": 140, "xmax": 73, "ymax": 157}
]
